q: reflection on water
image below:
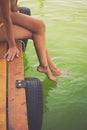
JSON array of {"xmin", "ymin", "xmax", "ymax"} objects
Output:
[
  {"xmin": 37, "ymin": 0, "xmax": 46, "ymax": 16},
  {"xmin": 38, "ymin": 0, "xmax": 46, "ymax": 9},
  {"xmin": 42, "ymin": 77, "xmax": 57, "ymax": 112}
]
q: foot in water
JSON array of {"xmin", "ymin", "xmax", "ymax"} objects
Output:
[
  {"xmin": 52, "ymin": 70, "xmax": 68, "ymax": 77},
  {"xmin": 49, "ymin": 64, "xmax": 68, "ymax": 77},
  {"xmin": 37, "ymin": 65, "xmax": 58, "ymax": 82}
]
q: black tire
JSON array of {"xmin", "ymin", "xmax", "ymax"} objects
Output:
[
  {"xmin": 25, "ymin": 78, "xmax": 43, "ymax": 130},
  {"xmin": 18, "ymin": 7, "xmax": 31, "ymax": 16}
]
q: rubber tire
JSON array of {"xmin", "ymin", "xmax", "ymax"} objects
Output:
[
  {"xmin": 25, "ymin": 78, "xmax": 43, "ymax": 130},
  {"xmin": 18, "ymin": 7, "xmax": 31, "ymax": 16}
]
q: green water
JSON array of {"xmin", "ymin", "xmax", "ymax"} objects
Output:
[{"xmin": 21, "ymin": 0, "xmax": 87, "ymax": 130}]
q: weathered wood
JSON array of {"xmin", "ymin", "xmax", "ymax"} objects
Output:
[
  {"xmin": 8, "ymin": 43, "xmax": 28, "ymax": 130},
  {"xmin": 0, "ymin": 42, "xmax": 7, "ymax": 130}
]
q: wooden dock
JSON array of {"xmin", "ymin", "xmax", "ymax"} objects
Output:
[
  {"xmin": 0, "ymin": 41, "xmax": 43, "ymax": 130},
  {"xmin": 0, "ymin": 42, "xmax": 28, "ymax": 130}
]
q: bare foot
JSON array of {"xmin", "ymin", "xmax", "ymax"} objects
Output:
[
  {"xmin": 37, "ymin": 65, "xmax": 58, "ymax": 82},
  {"xmin": 52, "ymin": 71, "xmax": 68, "ymax": 77},
  {"xmin": 49, "ymin": 65, "xmax": 68, "ymax": 77},
  {"xmin": 58, "ymin": 71, "xmax": 68, "ymax": 77},
  {"xmin": 52, "ymin": 69, "xmax": 68, "ymax": 77}
]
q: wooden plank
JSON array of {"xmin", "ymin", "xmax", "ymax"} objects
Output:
[
  {"xmin": 0, "ymin": 42, "xmax": 7, "ymax": 130},
  {"xmin": 8, "ymin": 42, "xmax": 28, "ymax": 130}
]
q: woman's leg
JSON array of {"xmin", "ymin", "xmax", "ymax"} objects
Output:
[
  {"xmin": 11, "ymin": 13, "xmax": 58, "ymax": 81},
  {"xmin": 0, "ymin": 25, "xmax": 32, "ymax": 41},
  {"xmin": 45, "ymin": 48, "xmax": 61, "ymax": 75},
  {"xmin": 45, "ymin": 48, "xmax": 68, "ymax": 76},
  {"xmin": 0, "ymin": 21, "xmax": 57, "ymax": 82},
  {"xmin": 11, "ymin": 12, "xmax": 59, "ymax": 82}
]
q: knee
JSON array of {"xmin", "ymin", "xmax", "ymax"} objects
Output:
[{"xmin": 38, "ymin": 20, "xmax": 46, "ymax": 33}]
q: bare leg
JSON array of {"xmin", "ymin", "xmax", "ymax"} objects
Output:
[
  {"xmin": 31, "ymin": 21, "xmax": 58, "ymax": 81},
  {"xmin": 46, "ymin": 48, "xmax": 61, "ymax": 74},
  {"xmin": 11, "ymin": 13, "xmax": 58, "ymax": 82},
  {"xmin": 45, "ymin": 48, "xmax": 68, "ymax": 76}
]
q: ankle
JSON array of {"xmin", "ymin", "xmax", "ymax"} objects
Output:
[
  {"xmin": 42, "ymin": 65, "xmax": 49, "ymax": 69},
  {"xmin": 38, "ymin": 64, "xmax": 49, "ymax": 69}
]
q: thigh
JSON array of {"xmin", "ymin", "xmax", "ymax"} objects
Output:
[
  {"xmin": 0, "ymin": 25, "xmax": 32, "ymax": 42},
  {"xmin": 11, "ymin": 12, "xmax": 44, "ymax": 33}
]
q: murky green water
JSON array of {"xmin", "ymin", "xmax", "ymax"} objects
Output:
[{"xmin": 21, "ymin": 0, "xmax": 87, "ymax": 130}]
